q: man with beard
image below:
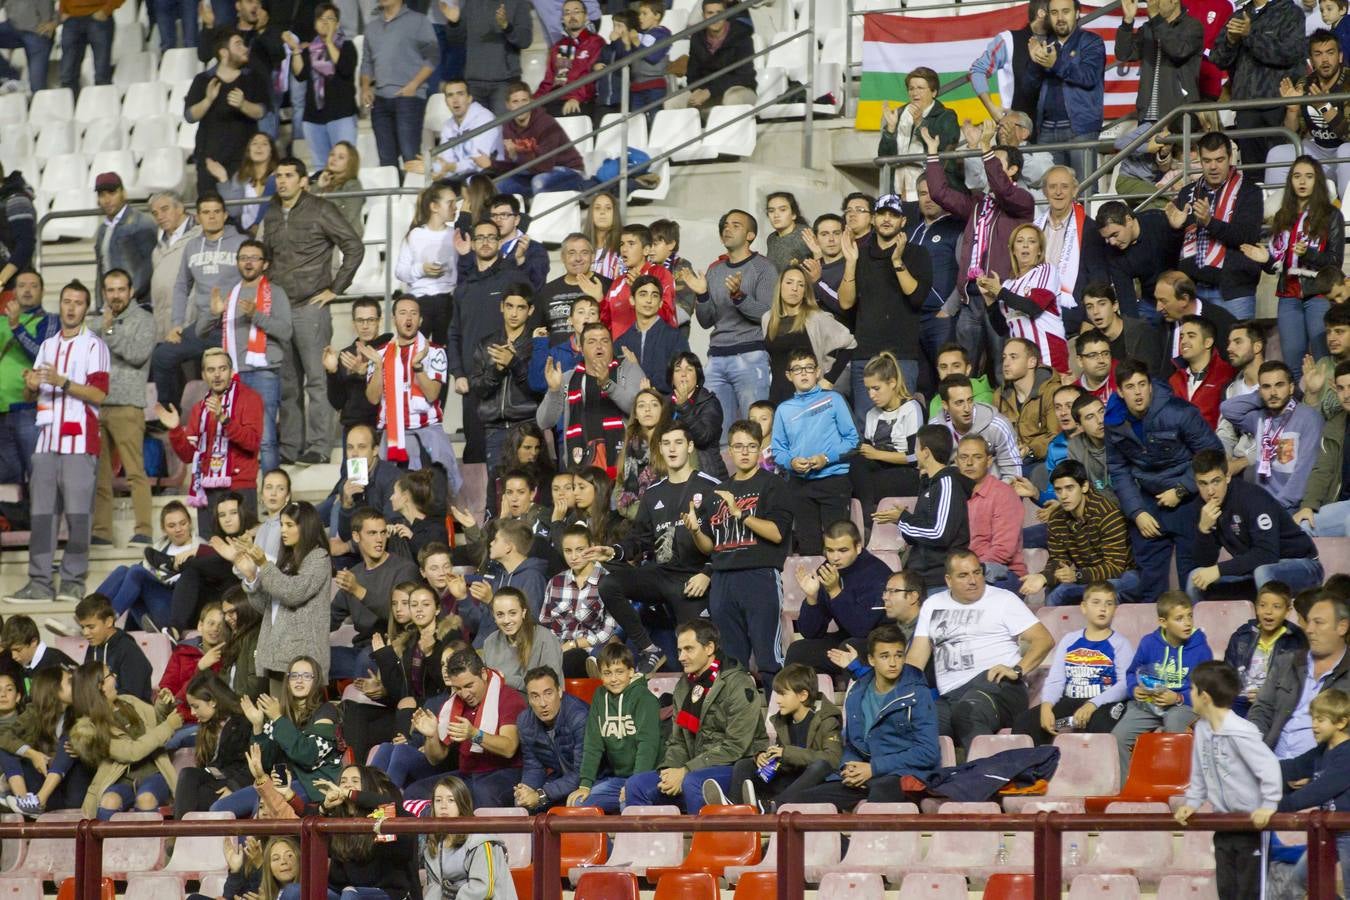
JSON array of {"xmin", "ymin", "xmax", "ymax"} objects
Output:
[
  {"xmin": 1218, "ymin": 320, "xmax": 1266, "ymax": 456},
  {"xmin": 1302, "ymin": 303, "xmax": 1350, "ymax": 419},
  {"xmin": 0, "ymin": 271, "xmax": 56, "ymax": 486},
  {"xmin": 1093, "ymin": 201, "xmax": 1183, "ymax": 321},
  {"xmin": 185, "ymin": 31, "xmax": 270, "ymax": 193},
  {"xmin": 1167, "ymin": 315, "xmax": 1235, "ymax": 428},
  {"xmin": 1269, "ymin": 29, "xmax": 1350, "ymax": 196},
  {"xmin": 1219, "ymin": 360, "xmax": 1325, "ymax": 511},
  {"xmin": 536, "ymin": 322, "xmax": 643, "ymax": 477},
  {"xmin": 1025, "ymin": 0, "xmax": 1106, "ymax": 181}
]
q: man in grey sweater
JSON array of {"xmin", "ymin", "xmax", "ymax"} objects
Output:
[
  {"xmin": 687, "ymin": 209, "xmax": 777, "ymax": 444},
  {"xmin": 0, "ymin": 0, "xmax": 55, "ymax": 95},
  {"xmin": 443, "ymin": 0, "xmax": 534, "ymax": 114},
  {"xmin": 1219, "ymin": 360, "xmax": 1324, "ymax": 513},
  {"xmin": 359, "ymin": 0, "xmax": 439, "ymax": 168},
  {"xmin": 90, "ymin": 269, "xmax": 156, "ymax": 547}
]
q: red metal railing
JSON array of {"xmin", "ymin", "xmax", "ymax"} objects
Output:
[{"xmin": 11, "ymin": 810, "xmax": 1346, "ymax": 900}]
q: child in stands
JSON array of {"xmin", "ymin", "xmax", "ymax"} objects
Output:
[
  {"xmin": 1223, "ymin": 581, "xmax": 1308, "ymax": 718},
  {"xmin": 0, "ymin": 668, "xmax": 79, "ymax": 816},
  {"xmin": 567, "ymin": 643, "xmax": 661, "ymax": 813},
  {"xmin": 76, "ymin": 593, "xmax": 153, "ymax": 703},
  {"xmin": 1277, "ymin": 688, "xmax": 1350, "ymax": 892},
  {"xmin": 421, "ymin": 774, "xmax": 517, "ymax": 900},
  {"xmin": 173, "ymin": 671, "xmax": 251, "ymax": 817},
  {"xmin": 2, "ymin": 615, "xmax": 75, "ymax": 694}
]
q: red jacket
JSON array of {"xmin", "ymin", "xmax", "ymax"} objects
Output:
[
  {"xmin": 601, "ymin": 262, "xmax": 678, "ymax": 339},
  {"xmin": 1168, "ymin": 350, "xmax": 1236, "ymax": 429},
  {"xmin": 535, "ymin": 30, "xmax": 607, "ymax": 105},
  {"xmin": 1182, "ymin": 0, "xmax": 1232, "ymax": 98},
  {"xmin": 168, "ymin": 380, "xmax": 263, "ymax": 491},
  {"xmin": 159, "ymin": 641, "xmax": 222, "ymax": 721}
]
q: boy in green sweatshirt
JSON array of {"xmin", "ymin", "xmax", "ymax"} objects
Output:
[{"xmin": 566, "ymin": 642, "xmax": 661, "ymax": 813}]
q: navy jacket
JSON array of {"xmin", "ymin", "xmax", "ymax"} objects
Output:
[
  {"xmin": 1024, "ymin": 27, "xmax": 1106, "ymax": 137},
  {"xmin": 926, "ymin": 745, "xmax": 1061, "ymax": 802},
  {"xmin": 517, "ymin": 692, "xmax": 590, "ymax": 804},
  {"xmin": 615, "ymin": 318, "xmax": 689, "ymax": 395},
  {"xmin": 840, "ymin": 663, "xmax": 940, "ymax": 780},
  {"xmin": 1105, "ymin": 380, "xmax": 1223, "ymax": 520},
  {"xmin": 1193, "ymin": 478, "xmax": 1318, "ymax": 577},
  {"xmin": 1224, "ymin": 618, "xmax": 1307, "ymax": 716},
  {"xmin": 797, "ymin": 549, "xmax": 894, "ymax": 641}
]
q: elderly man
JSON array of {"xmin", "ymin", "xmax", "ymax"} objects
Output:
[
  {"xmin": 1034, "ymin": 165, "xmax": 1106, "ymax": 334},
  {"xmin": 147, "ymin": 191, "xmax": 197, "ymax": 341},
  {"xmin": 962, "ymin": 111, "xmax": 1054, "ymax": 193}
]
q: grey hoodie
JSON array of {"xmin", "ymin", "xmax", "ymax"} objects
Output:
[
  {"xmin": 933, "ymin": 401, "xmax": 1023, "ymax": 481},
  {"xmin": 422, "ymin": 833, "xmax": 517, "ymax": 900},
  {"xmin": 172, "ymin": 225, "xmax": 247, "ymax": 329},
  {"xmin": 1183, "ymin": 708, "xmax": 1283, "ymax": 814},
  {"xmin": 1067, "ymin": 432, "xmax": 1115, "ymax": 503}
]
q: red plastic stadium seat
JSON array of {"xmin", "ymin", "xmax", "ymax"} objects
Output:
[
  {"xmin": 984, "ymin": 872, "xmax": 1036, "ymax": 900},
  {"xmin": 732, "ymin": 871, "xmax": 776, "ymax": 900},
  {"xmin": 646, "ymin": 805, "xmax": 761, "ymax": 880},
  {"xmin": 564, "ymin": 678, "xmax": 602, "ymax": 704},
  {"xmin": 574, "ymin": 871, "xmax": 640, "ymax": 900},
  {"xmin": 550, "ymin": 806, "xmax": 607, "ymax": 870},
  {"xmin": 654, "ymin": 871, "xmax": 720, "ymax": 900},
  {"xmin": 1085, "ymin": 732, "xmax": 1192, "ymax": 812},
  {"xmin": 510, "ymin": 867, "xmax": 532, "ymax": 900},
  {"xmin": 57, "ymin": 878, "xmax": 114, "ymax": 900}
]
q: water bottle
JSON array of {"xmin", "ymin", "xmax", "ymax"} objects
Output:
[
  {"xmin": 1066, "ymin": 841, "xmax": 1082, "ymax": 867},
  {"xmin": 995, "ymin": 837, "xmax": 1009, "ymax": 865},
  {"xmin": 1054, "ymin": 716, "xmax": 1078, "ymax": 733}
]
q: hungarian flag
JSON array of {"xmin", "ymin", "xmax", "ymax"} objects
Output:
[{"xmin": 857, "ymin": 5, "xmax": 1141, "ymax": 131}]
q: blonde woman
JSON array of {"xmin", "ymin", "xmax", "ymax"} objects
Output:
[
  {"xmin": 761, "ymin": 264, "xmax": 856, "ymax": 404},
  {"xmin": 975, "ymin": 223, "xmax": 1069, "ymax": 373}
]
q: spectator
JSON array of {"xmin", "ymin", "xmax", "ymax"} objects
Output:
[
  {"xmin": 763, "ymin": 192, "xmax": 815, "ymax": 273},
  {"xmin": 7, "ymin": 281, "xmax": 108, "ymax": 605},
  {"xmin": 1168, "ymin": 315, "xmax": 1235, "ymax": 429},
  {"xmin": 1224, "ymin": 582, "xmax": 1307, "ymax": 718},
  {"xmin": 538, "ymin": 524, "xmax": 616, "ymax": 677},
  {"xmin": 976, "ymin": 225, "xmax": 1070, "ymax": 375},
  {"xmin": 1115, "ymin": 0, "xmax": 1204, "ymax": 125},
  {"xmin": 613, "ymin": 388, "xmax": 668, "ymax": 516},
  {"xmin": 1173, "ymin": 662, "xmax": 1283, "ymax": 900},
  {"xmin": 396, "ymin": 183, "xmax": 460, "ymax": 342},
  {"xmin": 1223, "ymin": 321, "xmax": 1266, "ymax": 419},
  {"xmin": 93, "ymin": 174, "xmax": 156, "ymax": 309},
  {"xmin": 429, "ymin": 81, "xmax": 503, "ymax": 180},
  {"xmin": 1210, "ymin": 0, "xmax": 1306, "ymax": 178},
  {"xmin": 0, "ymin": 165, "xmax": 36, "ymax": 293},
  {"xmin": 877, "ymin": 68, "xmax": 961, "ymax": 199},
  {"xmin": 470, "ymin": 288, "xmax": 539, "ymax": 474},
  {"xmin": 0, "ymin": 272, "xmax": 54, "ymax": 487},
  {"xmin": 891, "ymin": 425, "xmax": 973, "ymax": 595},
  {"xmin": 647, "ymin": 222, "xmax": 697, "ymax": 335},
  {"xmin": 1183, "ymin": 0, "xmax": 1233, "ymax": 98},
  {"xmin": 2, "ymin": 615, "xmax": 75, "ymax": 689},
  {"xmin": 896, "ymin": 190, "xmax": 955, "ymax": 386},
  {"xmin": 679, "ymin": 0, "xmax": 756, "ymax": 115},
  {"xmin": 615, "ymin": 275, "xmax": 688, "ymax": 395},
  {"xmin": 481, "ymin": 588, "xmax": 563, "ymax": 690},
  {"xmin": 167, "ymin": 496, "xmax": 253, "ymax": 632},
  {"xmin": 1274, "ymin": 688, "xmax": 1350, "ymax": 894},
  {"xmin": 147, "ymin": 192, "xmax": 196, "ymax": 341},
  {"xmin": 668, "ymin": 353, "xmax": 727, "ymax": 480},
  {"xmin": 623, "ymin": 620, "xmax": 768, "ymax": 814},
  {"xmin": 926, "ymin": 344, "xmax": 995, "ymax": 419},
  {"xmin": 156, "ymin": 193, "xmax": 244, "ymax": 413},
  {"xmin": 841, "ymin": 191, "xmax": 874, "ymax": 242},
  {"xmin": 534, "ymin": 238, "xmax": 606, "ymax": 345},
  {"xmin": 958, "ymin": 434, "xmax": 1026, "ymax": 593},
  {"xmin": 847, "ymin": 354, "xmax": 922, "ymax": 522},
  {"xmin": 495, "ymin": 83, "xmax": 590, "ymax": 199},
  {"xmin": 1154, "ymin": 271, "xmax": 1241, "ymax": 367},
  {"xmin": 310, "ymin": 142, "xmax": 365, "ymax": 234},
  {"xmin": 89, "ymin": 270, "xmax": 154, "ymax": 548},
  {"xmin": 537, "ymin": 319, "xmax": 642, "ymax": 477},
  {"xmin": 961, "ymin": 114, "xmax": 1055, "ymax": 195},
  {"xmin": 58, "ymin": 0, "xmax": 115, "ymax": 90},
  {"xmin": 585, "ymin": 193, "xmax": 623, "ymax": 280},
  {"xmin": 160, "ymin": 349, "xmax": 262, "ymax": 537},
  {"xmin": 1035, "ymin": 166, "xmax": 1102, "ymax": 328},
  {"xmin": 0, "ymin": 1, "xmax": 55, "ymax": 96},
  {"xmin": 838, "ymin": 194, "xmax": 933, "ymax": 419},
  {"xmin": 1166, "ymin": 133, "xmax": 1265, "ymax": 321},
  {"xmin": 691, "ymin": 209, "xmax": 777, "ymax": 437},
  {"xmin": 360, "ymin": 0, "xmax": 438, "ymax": 170},
  {"xmin": 1079, "ymin": 290, "xmax": 1163, "ymax": 387},
  {"xmin": 530, "ymin": 295, "xmax": 599, "ymax": 422},
  {"xmin": 259, "ymin": 157, "xmax": 363, "ymax": 467},
  {"xmin": 1219, "ymin": 361, "xmax": 1324, "ymax": 512},
  {"xmin": 761, "ymin": 266, "xmax": 855, "ymax": 406},
  {"xmin": 907, "ymin": 551, "xmax": 1054, "ymax": 751},
  {"xmin": 322, "ymin": 301, "xmax": 386, "ymax": 442},
  {"xmin": 933, "ymin": 374, "xmax": 1024, "ymax": 482},
  {"xmin": 568, "ymin": 644, "xmax": 661, "ymax": 812},
  {"xmin": 443, "ymin": 0, "xmax": 532, "ymax": 114},
  {"xmin": 601, "ymin": 224, "xmax": 676, "ymax": 341},
  {"xmin": 1250, "ymin": 596, "xmax": 1350, "ymax": 756},
  {"xmin": 1305, "ymin": 304, "xmax": 1350, "ymax": 420},
  {"xmin": 969, "ymin": 0, "xmax": 1048, "ymax": 126},
  {"xmin": 186, "ymin": 32, "xmax": 270, "ymax": 197},
  {"xmin": 197, "ymin": 0, "xmax": 283, "ymax": 135},
  {"xmin": 786, "ymin": 521, "xmax": 894, "ymax": 675},
  {"xmin": 1106, "ymin": 359, "xmax": 1222, "ymax": 602},
  {"xmin": 1016, "ymin": 582, "xmax": 1133, "ymax": 744},
  {"xmin": 1023, "ymin": 459, "xmax": 1138, "ymax": 605},
  {"xmin": 534, "ymin": 0, "xmax": 605, "ymax": 118},
  {"xmin": 420, "ymin": 776, "xmax": 516, "ymax": 897},
  {"xmin": 1024, "ymin": 0, "xmax": 1105, "ymax": 181},
  {"xmin": 995, "ymin": 338, "xmax": 1065, "ymax": 476},
  {"xmin": 1242, "ymin": 156, "xmax": 1342, "ymax": 382},
  {"xmin": 77, "ymin": 594, "xmax": 154, "ymax": 702},
  {"xmin": 480, "ymin": 195, "xmax": 549, "ymax": 292},
  {"xmin": 1273, "ymin": 37, "xmax": 1350, "ymax": 202},
  {"xmin": 328, "ymin": 507, "xmax": 420, "ymax": 679},
  {"xmin": 1296, "ymin": 360, "xmax": 1350, "ymax": 534},
  {"xmin": 512, "ymin": 667, "xmax": 586, "ymax": 812},
  {"xmin": 286, "ymin": 3, "xmax": 358, "ymax": 173},
  {"xmin": 1093, "ymin": 201, "xmax": 1183, "ymax": 322},
  {"xmin": 1188, "ymin": 448, "xmax": 1324, "ymax": 602},
  {"xmin": 805, "ymin": 213, "xmax": 855, "ymax": 327}
]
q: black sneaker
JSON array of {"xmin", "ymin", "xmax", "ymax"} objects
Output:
[
  {"xmin": 299, "ymin": 451, "xmax": 329, "ymax": 465},
  {"xmin": 636, "ymin": 646, "xmax": 666, "ymax": 676},
  {"xmin": 144, "ymin": 547, "xmax": 174, "ymax": 569}
]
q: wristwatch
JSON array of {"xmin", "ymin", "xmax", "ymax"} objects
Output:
[{"xmin": 1011, "ymin": 665, "xmax": 1023, "ymax": 681}]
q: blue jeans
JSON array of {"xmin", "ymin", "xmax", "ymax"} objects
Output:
[
  {"xmin": 280, "ymin": 887, "xmax": 389, "ymax": 900},
  {"xmin": 1307, "ymin": 500, "xmax": 1350, "ymax": 536},
  {"xmin": 1186, "ymin": 557, "xmax": 1325, "ymax": 604},
  {"xmin": 303, "ymin": 117, "xmax": 359, "ymax": 173},
  {"xmin": 0, "ymin": 22, "xmax": 52, "ymax": 94},
  {"xmin": 495, "ymin": 167, "xmax": 591, "ymax": 199},
  {"xmin": 152, "ymin": 327, "xmax": 218, "ymax": 413},
  {"xmin": 579, "ymin": 776, "xmax": 626, "ymax": 813},
  {"xmin": 983, "ymin": 562, "xmax": 1022, "ymax": 595},
  {"xmin": 240, "ymin": 368, "xmax": 281, "ymax": 475},
  {"xmin": 0, "ymin": 406, "xmax": 37, "ymax": 485},
  {"xmin": 1291, "ymin": 832, "xmax": 1350, "ymax": 893},
  {"xmin": 850, "ymin": 357, "xmax": 919, "ymax": 423},
  {"xmin": 1277, "ymin": 296, "xmax": 1330, "ymax": 385},
  {"xmin": 404, "ymin": 767, "xmax": 519, "ymax": 807},
  {"xmin": 624, "ymin": 765, "xmax": 735, "ymax": 815},
  {"xmin": 152, "ymin": 0, "xmax": 197, "ymax": 50},
  {"xmin": 1046, "ymin": 570, "xmax": 1143, "ymax": 606},
  {"xmin": 210, "ymin": 779, "xmax": 307, "ymax": 817},
  {"xmin": 97, "ymin": 565, "xmax": 173, "ymax": 627},
  {"xmin": 1196, "ymin": 283, "xmax": 1255, "ymax": 322},
  {"xmin": 99, "ymin": 772, "xmax": 171, "ymax": 820},
  {"xmin": 371, "ymin": 95, "xmax": 427, "ymax": 167},
  {"xmin": 1130, "ymin": 497, "xmax": 1200, "ymax": 603},
  {"xmin": 705, "ymin": 350, "xmax": 771, "ymax": 444},
  {"xmin": 369, "ymin": 742, "xmax": 442, "ymax": 788},
  {"xmin": 60, "ymin": 14, "xmax": 113, "ymax": 90},
  {"xmin": 329, "ymin": 644, "xmax": 375, "ymax": 680},
  {"xmin": 432, "ymin": 24, "xmax": 465, "ymax": 88}
]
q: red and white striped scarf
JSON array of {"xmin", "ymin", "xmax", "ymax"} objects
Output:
[
  {"xmin": 380, "ymin": 335, "xmax": 431, "ymax": 463},
  {"xmin": 1270, "ymin": 210, "xmax": 1324, "ymax": 298},
  {"xmin": 1181, "ymin": 171, "xmax": 1244, "ymax": 269},
  {"xmin": 1001, "ymin": 262, "xmax": 1069, "ymax": 373},
  {"xmin": 188, "ymin": 377, "xmax": 238, "ymax": 508},
  {"xmin": 966, "ymin": 192, "xmax": 998, "ymax": 282},
  {"xmin": 221, "ymin": 276, "xmax": 271, "ymax": 371}
]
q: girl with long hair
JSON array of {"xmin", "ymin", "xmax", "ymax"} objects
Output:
[
  {"xmin": 220, "ymin": 588, "xmax": 266, "ymax": 701},
  {"xmin": 209, "ymin": 132, "xmax": 279, "ymax": 233},
  {"xmin": 456, "ymin": 173, "xmax": 496, "ymax": 234},
  {"xmin": 422, "ymin": 775, "xmax": 517, "ymax": 900},
  {"xmin": 761, "ymin": 264, "xmax": 856, "ymax": 404},
  {"xmin": 173, "ymin": 671, "xmax": 250, "ymax": 816},
  {"xmin": 0, "ymin": 668, "xmax": 80, "ymax": 815},
  {"xmin": 214, "ymin": 501, "xmax": 333, "ymax": 689},
  {"xmin": 765, "ymin": 192, "xmax": 815, "ymax": 274},
  {"xmin": 158, "ymin": 601, "xmax": 229, "ymax": 748},
  {"xmin": 312, "ymin": 140, "xmax": 365, "ymax": 231},
  {"xmin": 975, "ymin": 223, "xmax": 1069, "ymax": 374},
  {"xmin": 1241, "ymin": 155, "xmax": 1343, "ymax": 382},
  {"xmin": 96, "ymin": 500, "xmax": 201, "ymax": 633},
  {"xmin": 169, "ymin": 493, "xmax": 256, "ymax": 636},
  {"xmin": 490, "ymin": 421, "xmax": 554, "ymax": 511},
  {"xmin": 615, "ymin": 388, "xmax": 671, "ymax": 517},
  {"xmin": 211, "ymin": 835, "xmax": 300, "ymax": 900},
  {"xmin": 301, "ymin": 766, "xmax": 419, "ymax": 900},
  {"xmin": 395, "ymin": 182, "xmax": 460, "ymax": 342},
  {"xmin": 338, "ymin": 581, "xmax": 423, "ymax": 765},
  {"xmin": 388, "ymin": 469, "xmax": 450, "ymax": 559},
  {"xmin": 550, "ymin": 466, "xmax": 625, "ymax": 562},
  {"xmin": 68, "ymin": 660, "xmax": 182, "ymax": 819},
  {"xmin": 584, "ymin": 193, "xmax": 623, "ymax": 279},
  {"xmin": 367, "ymin": 641, "xmax": 467, "ymax": 791},
  {"xmin": 481, "ymin": 588, "xmax": 564, "ymax": 690},
  {"xmin": 211, "ymin": 655, "xmax": 342, "ymax": 817},
  {"xmin": 849, "ymin": 352, "xmax": 925, "ymax": 525},
  {"xmin": 668, "ymin": 352, "xmax": 729, "ymax": 478}
]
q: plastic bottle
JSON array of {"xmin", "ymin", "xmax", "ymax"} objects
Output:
[
  {"xmin": 1066, "ymin": 841, "xmax": 1082, "ymax": 867},
  {"xmin": 995, "ymin": 837, "xmax": 1009, "ymax": 865},
  {"xmin": 1054, "ymin": 716, "xmax": 1078, "ymax": 733}
]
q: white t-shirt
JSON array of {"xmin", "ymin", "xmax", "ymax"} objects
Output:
[{"xmin": 915, "ymin": 586, "xmax": 1038, "ymax": 695}]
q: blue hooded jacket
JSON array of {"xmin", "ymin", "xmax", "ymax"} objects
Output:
[
  {"xmin": 1023, "ymin": 27, "xmax": 1106, "ymax": 138},
  {"xmin": 1126, "ymin": 626, "xmax": 1213, "ymax": 705},
  {"xmin": 771, "ymin": 385, "xmax": 859, "ymax": 480},
  {"xmin": 517, "ymin": 692, "xmax": 590, "ymax": 804},
  {"xmin": 1105, "ymin": 379, "xmax": 1222, "ymax": 520},
  {"xmin": 840, "ymin": 663, "xmax": 940, "ymax": 779}
]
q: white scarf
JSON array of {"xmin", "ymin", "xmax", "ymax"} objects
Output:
[
  {"xmin": 378, "ymin": 334, "xmax": 432, "ymax": 464},
  {"xmin": 439, "ymin": 667, "xmax": 506, "ymax": 754},
  {"xmin": 1036, "ymin": 203, "xmax": 1084, "ymax": 310}
]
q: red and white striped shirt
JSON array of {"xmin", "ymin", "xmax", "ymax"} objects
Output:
[
  {"xmin": 1000, "ymin": 262, "xmax": 1069, "ymax": 374},
  {"xmin": 372, "ymin": 340, "xmax": 449, "ymax": 433},
  {"xmin": 34, "ymin": 327, "xmax": 110, "ymax": 456}
]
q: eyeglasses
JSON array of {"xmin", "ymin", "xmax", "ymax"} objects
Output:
[
  {"xmin": 237, "ymin": 254, "xmax": 265, "ymax": 262},
  {"xmin": 788, "ymin": 365, "xmax": 817, "ymax": 375},
  {"xmin": 473, "ymin": 235, "xmax": 500, "ymax": 244},
  {"xmin": 728, "ymin": 443, "xmax": 759, "ymax": 452},
  {"xmin": 1080, "ymin": 350, "xmax": 1111, "ymax": 360},
  {"xmin": 353, "ymin": 316, "xmax": 381, "ymax": 326},
  {"xmin": 881, "ymin": 587, "xmax": 916, "ymax": 596},
  {"xmin": 288, "ymin": 672, "xmax": 316, "ymax": 682}
]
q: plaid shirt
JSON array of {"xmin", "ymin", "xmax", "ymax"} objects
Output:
[{"xmin": 540, "ymin": 564, "xmax": 617, "ymax": 645}]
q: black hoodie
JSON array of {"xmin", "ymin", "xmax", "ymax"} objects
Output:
[{"xmin": 897, "ymin": 465, "xmax": 974, "ymax": 589}]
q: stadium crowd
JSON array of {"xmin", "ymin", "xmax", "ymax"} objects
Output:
[{"xmin": 6, "ymin": 0, "xmax": 1350, "ymax": 895}]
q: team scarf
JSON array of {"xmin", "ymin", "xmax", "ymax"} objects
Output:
[
  {"xmin": 675, "ymin": 658, "xmax": 721, "ymax": 735},
  {"xmin": 221, "ymin": 277, "xmax": 271, "ymax": 372},
  {"xmin": 34, "ymin": 326, "xmax": 97, "ymax": 443},
  {"xmin": 1181, "ymin": 170, "xmax": 1244, "ymax": 269},
  {"xmin": 1270, "ymin": 210, "xmax": 1325, "ymax": 299},
  {"xmin": 1257, "ymin": 397, "xmax": 1299, "ymax": 479},
  {"xmin": 380, "ymin": 335, "xmax": 431, "ymax": 464},
  {"xmin": 564, "ymin": 361, "xmax": 626, "ymax": 473},
  {"xmin": 438, "ymin": 666, "xmax": 506, "ymax": 755},
  {"xmin": 1001, "ymin": 262, "xmax": 1069, "ymax": 373},
  {"xmin": 966, "ymin": 192, "xmax": 999, "ymax": 283},
  {"xmin": 187, "ymin": 377, "xmax": 239, "ymax": 508},
  {"xmin": 1035, "ymin": 203, "xmax": 1085, "ymax": 310}
]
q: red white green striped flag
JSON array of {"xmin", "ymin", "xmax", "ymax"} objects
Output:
[{"xmin": 857, "ymin": 5, "xmax": 1141, "ymax": 131}]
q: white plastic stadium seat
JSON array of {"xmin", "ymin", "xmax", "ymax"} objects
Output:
[
  {"xmin": 131, "ymin": 115, "xmax": 180, "ymax": 157},
  {"xmin": 761, "ymin": 31, "xmax": 811, "ymax": 84},
  {"xmin": 73, "ymin": 84, "xmax": 122, "ymax": 124},
  {"xmin": 628, "ymin": 159, "xmax": 671, "ymax": 202},
  {"xmin": 29, "ymin": 88, "xmax": 75, "ymax": 126},
  {"xmin": 702, "ymin": 104, "xmax": 756, "ymax": 157},
  {"xmin": 896, "ymin": 873, "xmax": 969, "ymax": 899},
  {"xmin": 159, "ymin": 48, "xmax": 203, "ymax": 83},
  {"xmin": 1068, "ymin": 875, "xmax": 1142, "ymax": 899},
  {"xmin": 591, "ymin": 113, "xmax": 648, "ymax": 170},
  {"xmin": 177, "ymin": 120, "xmax": 198, "ymax": 155},
  {"xmin": 0, "ymin": 93, "xmax": 27, "ymax": 125},
  {"xmin": 81, "ymin": 119, "xmax": 128, "ymax": 155},
  {"xmin": 647, "ymin": 108, "xmax": 711, "ymax": 162},
  {"xmin": 167, "ymin": 79, "xmax": 194, "ymax": 118},
  {"xmin": 137, "ymin": 147, "xmax": 187, "ymax": 194},
  {"xmin": 525, "ymin": 191, "xmax": 581, "ymax": 246},
  {"xmin": 123, "ymin": 80, "xmax": 169, "ymax": 119},
  {"xmin": 809, "ymin": 802, "xmax": 919, "ymax": 883},
  {"xmin": 113, "ymin": 51, "xmax": 156, "ymax": 85},
  {"xmin": 555, "ymin": 115, "xmax": 595, "ymax": 160},
  {"xmin": 39, "ymin": 154, "xmax": 89, "ymax": 196}
]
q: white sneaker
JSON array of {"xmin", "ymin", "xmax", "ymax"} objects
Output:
[
  {"xmin": 701, "ymin": 778, "xmax": 729, "ymax": 809},
  {"xmin": 43, "ymin": 618, "xmax": 78, "ymax": 638},
  {"xmin": 743, "ymin": 779, "xmax": 761, "ymax": 813}
]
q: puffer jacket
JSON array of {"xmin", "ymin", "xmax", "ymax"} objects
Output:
[
  {"xmin": 671, "ymin": 386, "xmax": 729, "ymax": 479},
  {"xmin": 840, "ymin": 663, "xmax": 940, "ymax": 779},
  {"xmin": 468, "ymin": 329, "xmax": 538, "ymax": 427},
  {"xmin": 517, "ymin": 692, "xmax": 588, "ymax": 805},
  {"xmin": 995, "ymin": 367, "xmax": 1063, "ymax": 459},
  {"xmin": 1104, "ymin": 379, "xmax": 1223, "ymax": 520},
  {"xmin": 769, "ymin": 696, "xmax": 844, "ymax": 771}
]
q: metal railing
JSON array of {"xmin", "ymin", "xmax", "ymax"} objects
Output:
[{"xmin": 29, "ymin": 809, "xmax": 1350, "ymax": 900}]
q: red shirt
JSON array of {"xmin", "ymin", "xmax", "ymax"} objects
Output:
[
  {"xmin": 601, "ymin": 262, "xmax": 677, "ymax": 339},
  {"xmin": 1182, "ymin": 0, "xmax": 1232, "ymax": 98},
  {"xmin": 450, "ymin": 684, "xmax": 525, "ymax": 774},
  {"xmin": 535, "ymin": 29, "xmax": 607, "ymax": 105}
]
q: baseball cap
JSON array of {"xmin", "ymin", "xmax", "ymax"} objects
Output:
[
  {"xmin": 874, "ymin": 194, "xmax": 904, "ymax": 214},
  {"xmin": 94, "ymin": 172, "xmax": 124, "ymax": 193}
]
